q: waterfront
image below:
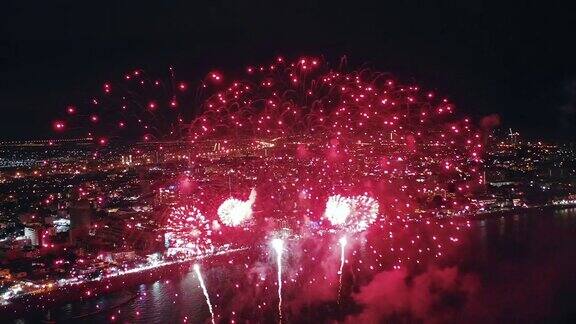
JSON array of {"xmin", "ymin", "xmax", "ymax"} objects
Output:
[
  {"xmin": 2, "ymin": 1, "xmax": 576, "ymax": 322},
  {"xmin": 13, "ymin": 208, "xmax": 576, "ymax": 323}
]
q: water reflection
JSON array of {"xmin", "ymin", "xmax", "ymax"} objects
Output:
[{"xmin": 14, "ymin": 209, "xmax": 576, "ymax": 323}]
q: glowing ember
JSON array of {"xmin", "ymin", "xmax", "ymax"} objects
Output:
[{"xmin": 57, "ymin": 56, "xmax": 483, "ymax": 220}]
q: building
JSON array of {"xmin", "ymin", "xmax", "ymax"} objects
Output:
[
  {"xmin": 23, "ymin": 226, "xmax": 41, "ymax": 246},
  {"xmin": 69, "ymin": 199, "xmax": 93, "ymax": 244}
]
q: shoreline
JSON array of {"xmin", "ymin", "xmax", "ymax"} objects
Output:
[
  {"xmin": 469, "ymin": 203, "xmax": 576, "ymax": 220},
  {"xmin": 2, "ymin": 204, "xmax": 575, "ymax": 319},
  {"xmin": 0, "ymin": 248, "xmax": 246, "ymax": 319}
]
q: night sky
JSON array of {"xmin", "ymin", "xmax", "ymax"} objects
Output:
[{"xmin": 1, "ymin": 0, "xmax": 575, "ymax": 140}]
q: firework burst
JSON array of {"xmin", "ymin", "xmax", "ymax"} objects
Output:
[
  {"xmin": 51, "ymin": 56, "xmax": 484, "ymax": 321},
  {"xmin": 324, "ymin": 194, "xmax": 380, "ymax": 233},
  {"xmin": 217, "ymin": 188, "xmax": 257, "ymax": 227},
  {"xmin": 164, "ymin": 205, "xmax": 214, "ymax": 257}
]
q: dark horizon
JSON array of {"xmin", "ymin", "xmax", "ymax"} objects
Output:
[{"xmin": 1, "ymin": 0, "xmax": 575, "ymax": 141}]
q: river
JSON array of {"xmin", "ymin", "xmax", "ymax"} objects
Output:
[{"xmin": 13, "ymin": 207, "xmax": 576, "ymax": 323}]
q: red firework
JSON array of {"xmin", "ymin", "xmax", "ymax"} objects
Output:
[{"xmin": 55, "ymin": 55, "xmax": 484, "ymax": 239}]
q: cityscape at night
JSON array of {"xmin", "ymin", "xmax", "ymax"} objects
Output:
[{"xmin": 1, "ymin": 1, "xmax": 576, "ymax": 323}]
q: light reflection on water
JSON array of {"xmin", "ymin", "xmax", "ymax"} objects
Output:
[{"xmin": 15, "ymin": 208, "xmax": 576, "ymax": 323}]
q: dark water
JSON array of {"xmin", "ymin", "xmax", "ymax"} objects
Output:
[{"xmin": 14, "ymin": 208, "xmax": 576, "ymax": 323}]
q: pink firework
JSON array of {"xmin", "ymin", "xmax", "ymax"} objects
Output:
[
  {"xmin": 55, "ymin": 55, "xmax": 483, "ymax": 245},
  {"xmin": 164, "ymin": 205, "xmax": 214, "ymax": 257},
  {"xmin": 186, "ymin": 56, "xmax": 483, "ymax": 221},
  {"xmin": 58, "ymin": 67, "xmax": 192, "ymax": 144}
]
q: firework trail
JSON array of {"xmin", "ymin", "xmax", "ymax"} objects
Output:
[
  {"xmin": 337, "ymin": 235, "xmax": 347, "ymax": 303},
  {"xmin": 271, "ymin": 238, "xmax": 284, "ymax": 323},
  {"xmin": 194, "ymin": 263, "xmax": 215, "ymax": 324}
]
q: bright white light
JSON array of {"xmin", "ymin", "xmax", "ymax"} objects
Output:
[
  {"xmin": 194, "ymin": 264, "xmax": 215, "ymax": 324},
  {"xmin": 324, "ymin": 194, "xmax": 379, "ymax": 232},
  {"xmin": 271, "ymin": 238, "xmax": 284, "ymax": 322},
  {"xmin": 325, "ymin": 196, "xmax": 351, "ymax": 225},
  {"xmin": 271, "ymin": 238, "xmax": 284, "ymax": 253},
  {"xmin": 338, "ymin": 236, "xmax": 348, "ymax": 247},
  {"xmin": 217, "ymin": 188, "xmax": 256, "ymax": 226}
]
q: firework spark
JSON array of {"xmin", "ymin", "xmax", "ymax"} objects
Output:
[
  {"xmin": 164, "ymin": 205, "xmax": 214, "ymax": 256},
  {"xmin": 194, "ymin": 263, "xmax": 215, "ymax": 324},
  {"xmin": 338, "ymin": 235, "xmax": 347, "ymax": 303},
  {"xmin": 57, "ymin": 67, "xmax": 191, "ymax": 144},
  {"xmin": 271, "ymin": 238, "xmax": 284, "ymax": 323},
  {"xmin": 324, "ymin": 195, "xmax": 379, "ymax": 233}
]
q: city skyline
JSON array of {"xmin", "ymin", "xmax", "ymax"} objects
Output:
[{"xmin": 1, "ymin": 1, "xmax": 576, "ymax": 323}]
